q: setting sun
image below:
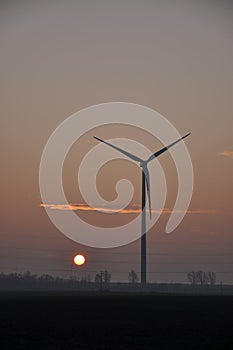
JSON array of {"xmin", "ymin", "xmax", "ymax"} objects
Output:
[{"xmin": 73, "ymin": 254, "xmax": 86, "ymax": 266}]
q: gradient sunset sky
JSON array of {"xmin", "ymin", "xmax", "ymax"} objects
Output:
[{"xmin": 1, "ymin": 0, "xmax": 233, "ymax": 283}]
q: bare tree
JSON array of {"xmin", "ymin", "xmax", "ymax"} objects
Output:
[
  {"xmin": 187, "ymin": 270, "xmax": 216, "ymax": 285},
  {"xmin": 197, "ymin": 270, "xmax": 207, "ymax": 285},
  {"xmin": 207, "ymin": 271, "xmax": 216, "ymax": 285},
  {"xmin": 128, "ymin": 270, "xmax": 138, "ymax": 284},
  {"xmin": 95, "ymin": 273, "xmax": 101, "ymax": 284},
  {"xmin": 187, "ymin": 271, "xmax": 199, "ymax": 285},
  {"xmin": 102, "ymin": 270, "xmax": 111, "ymax": 284},
  {"xmin": 95, "ymin": 270, "xmax": 111, "ymax": 289}
]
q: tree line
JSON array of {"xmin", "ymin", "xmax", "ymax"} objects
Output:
[
  {"xmin": 0, "ymin": 270, "xmax": 140, "ymax": 286},
  {"xmin": 1, "ymin": 270, "xmax": 217, "ymax": 286}
]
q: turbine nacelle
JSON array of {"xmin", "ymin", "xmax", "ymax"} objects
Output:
[{"xmin": 140, "ymin": 161, "xmax": 147, "ymax": 168}]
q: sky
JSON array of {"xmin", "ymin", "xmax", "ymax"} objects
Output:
[{"xmin": 1, "ymin": 0, "xmax": 233, "ymax": 283}]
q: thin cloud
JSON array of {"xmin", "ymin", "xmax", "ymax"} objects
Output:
[
  {"xmin": 40, "ymin": 203, "xmax": 217, "ymax": 215},
  {"xmin": 40, "ymin": 203, "xmax": 141, "ymax": 214},
  {"xmin": 219, "ymin": 150, "xmax": 233, "ymax": 159}
]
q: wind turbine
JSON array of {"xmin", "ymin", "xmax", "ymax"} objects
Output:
[{"xmin": 94, "ymin": 133, "xmax": 190, "ymax": 287}]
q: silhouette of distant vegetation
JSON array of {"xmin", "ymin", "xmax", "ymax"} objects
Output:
[
  {"xmin": 0, "ymin": 270, "xmax": 218, "ymax": 288},
  {"xmin": 128, "ymin": 270, "xmax": 138, "ymax": 284},
  {"xmin": 1, "ymin": 270, "xmax": 229, "ymax": 295},
  {"xmin": 187, "ymin": 270, "xmax": 216, "ymax": 285},
  {"xmin": 0, "ymin": 270, "xmax": 113, "ymax": 289},
  {"xmin": 0, "ymin": 271, "xmax": 92, "ymax": 287}
]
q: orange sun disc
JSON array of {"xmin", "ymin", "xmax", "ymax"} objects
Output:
[{"xmin": 73, "ymin": 254, "xmax": 86, "ymax": 266}]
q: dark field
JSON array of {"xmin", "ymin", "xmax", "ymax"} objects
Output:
[{"xmin": 1, "ymin": 292, "xmax": 233, "ymax": 349}]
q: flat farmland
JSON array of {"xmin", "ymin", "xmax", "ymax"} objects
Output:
[{"xmin": 0, "ymin": 292, "xmax": 233, "ymax": 349}]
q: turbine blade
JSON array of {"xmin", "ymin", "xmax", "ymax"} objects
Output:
[
  {"xmin": 146, "ymin": 133, "xmax": 190, "ymax": 163},
  {"xmin": 143, "ymin": 165, "xmax": 152, "ymax": 219},
  {"xmin": 94, "ymin": 137, "xmax": 143, "ymax": 162}
]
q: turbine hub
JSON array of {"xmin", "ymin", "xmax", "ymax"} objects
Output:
[{"xmin": 140, "ymin": 161, "xmax": 146, "ymax": 168}]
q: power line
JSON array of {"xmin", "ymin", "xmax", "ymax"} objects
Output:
[
  {"xmin": 1, "ymin": 246, "xmax": 233, "ymax": 256},
  {"xmin": 1, "ymin": 256, "xmax": 233, "ymax": 265}
]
